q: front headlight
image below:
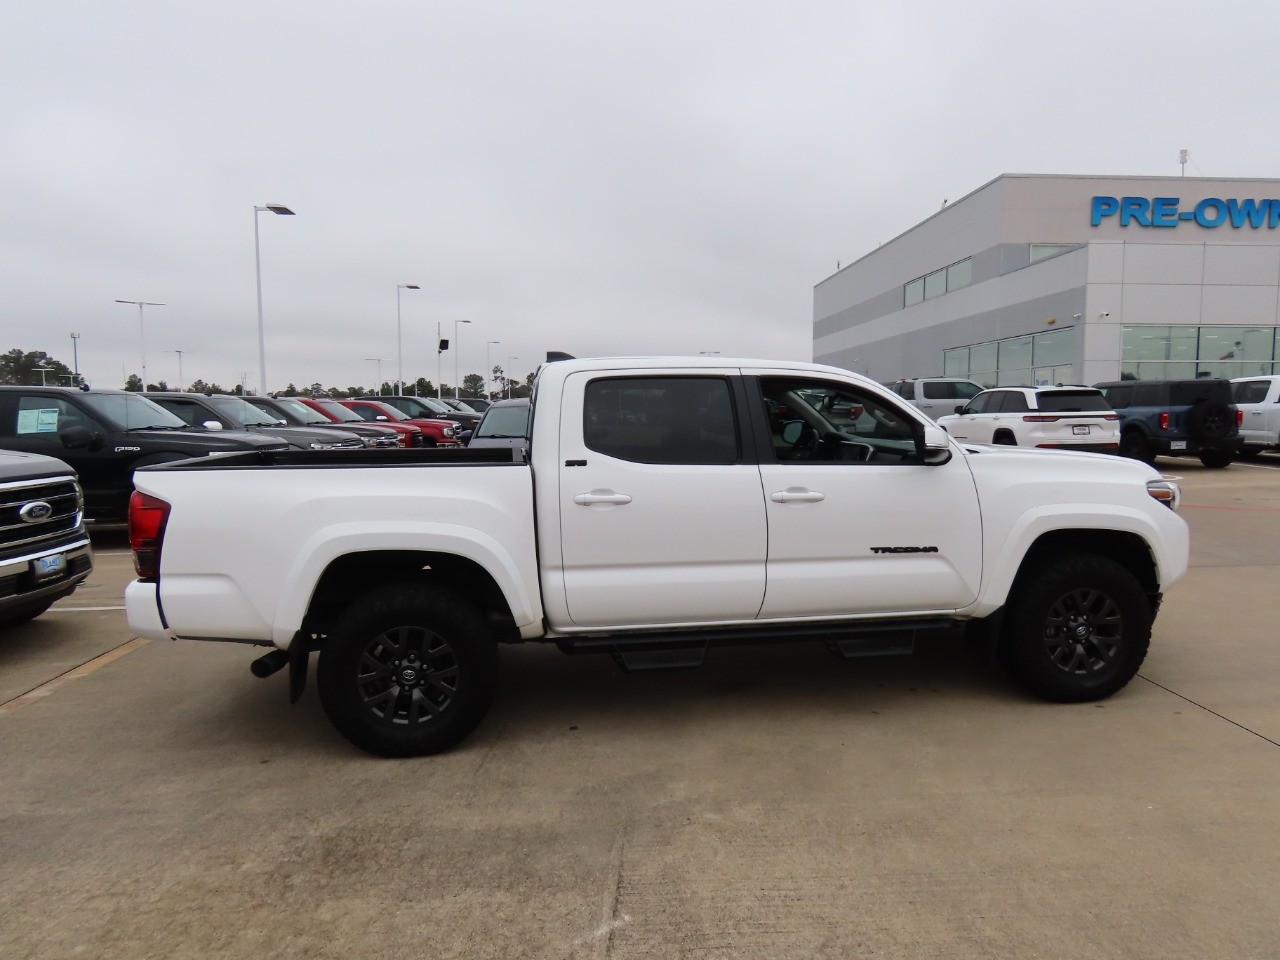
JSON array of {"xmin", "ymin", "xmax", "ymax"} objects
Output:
[
  {"xmin": 308, "ymin": 441, "xmax": 339, "ymax": 450},
  {"xmin": 1146, "ymin": 477, "xmax": 1181, "ymax": 511},
  {"xmin": 443, "ymin": 426, "xmax": 455, "ymax": 437}
]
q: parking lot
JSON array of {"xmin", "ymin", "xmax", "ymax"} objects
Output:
[{"xmin": 2, "ymin": 457, "xmax": 1279, "ymax": 960}]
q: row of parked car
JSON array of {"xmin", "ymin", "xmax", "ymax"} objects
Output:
[
  {"xmin": 889, "ymin": 374, "xmax": 1280, "ymax": 469},
  {"xmin": 0, "ymin": 384, "xmax": 532, "ymax": 629}
]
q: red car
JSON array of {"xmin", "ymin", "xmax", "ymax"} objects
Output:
[
  {"xmin": 339, "ymin": 399, "xmax": 462, "ymax": 446},
  {"xmin": 299, "ymin": 397, "xmax": 422, "ymax": 447}
]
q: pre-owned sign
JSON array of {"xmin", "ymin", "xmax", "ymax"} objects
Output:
[{"xmin": 1091, "ymin": 196, "xmax": 1280, "ymax": 228}]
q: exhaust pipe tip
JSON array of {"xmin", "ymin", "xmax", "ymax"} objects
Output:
[{"xmin": 250, "ymin": 649, "xmax": 290, "ymax": 679}]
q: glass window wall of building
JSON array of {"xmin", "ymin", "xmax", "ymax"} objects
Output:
[
  {"xmin": 943, "ymin": 328, "xmax": 1077, "ymax": 388},
  {"xmin": 1120, "ymin": 325, "xmax": 1278, "ymax": 380}
]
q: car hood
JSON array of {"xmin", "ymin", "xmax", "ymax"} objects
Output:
[
  {"xmin": 0, "ymin": 448, "xmax": 77, "ymax": 482},
  {"xmin": 133, "ymin": 429, "xmax": 288, "ymax": 450},
  {"xmin": 239, "ymin": 424, "xmax": 363, "ymax": 446}
]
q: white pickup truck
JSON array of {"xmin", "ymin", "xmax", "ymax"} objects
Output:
[{"xmin": 126, "ymin": 356, "xmax": 1189, "ymax": 756}]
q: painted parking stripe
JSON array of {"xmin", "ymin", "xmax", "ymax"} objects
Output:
[
  {"xmin": 0, "ymin": 638, "xmax": 150, "ymax": 717},
  {"xmin": 46, "ymin": 605, "xmax": 127, "ymax": 612}
]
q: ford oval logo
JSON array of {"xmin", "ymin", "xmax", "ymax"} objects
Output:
[{"xmin": 19, "ymin": 501, "xmax": 53, "ymax": 523}]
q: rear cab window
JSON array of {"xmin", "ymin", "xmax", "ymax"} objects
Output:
[{"xmin": 1035, "ymin": 391, "xmax": 1111, "ymax": 412}]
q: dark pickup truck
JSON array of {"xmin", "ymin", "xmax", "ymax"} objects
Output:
[{"xmin": 0, "ymin": 449, "xmax": 93, "ymax": 626}]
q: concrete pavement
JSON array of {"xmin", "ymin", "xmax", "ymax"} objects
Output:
[{"xmin": 1, "ymin": 462, "xmax": 1278, "ymax": 959}]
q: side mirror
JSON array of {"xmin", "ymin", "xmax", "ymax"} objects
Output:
[
  {"xmin": 375, "ymin": 415, "xmax": 389, "ymax": 421},
  {"xmin": 920, "ymin": 424, "xmax": 952, "ymax": 465},
  {"xmin": 201, "ymin": 420, "xmax": 223, "ymax": 431},
  {"xmin": 60, "ymin": 426, "xmax": 102, "ymax": 451},
  {"xmin": 954, "ymin": 404, "xmax": 965, "ymax": 415},
  {"xmin": 781, "ymin": 420, "xmax": 805, "ymax": 445}
]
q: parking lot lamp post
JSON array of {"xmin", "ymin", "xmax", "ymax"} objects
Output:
[
  {"xmin": 115, "ymin": 300, "xmax": 165, "ymax": 391},
  {"xmin": 69, "ymin": 333, "xmax": 80, "ymax": 381},
  {"xmin": 486, "ymin": 341, "xmax": 500, "ymax": 398},
  {"xmin": 166, "ymin": 350, "xmax": 185, "ymax": 391},
  {"xmin": 365, "ymin": 357, "xmax": 388, "ymax": 395},
  {"xmin": 253, "ymin": 203, "xmax": 295, "ymax": 397},
  {"xmin": 395, "ymin": 284, "xmax": 420, "ymax": 395},
  {"xmin": 452, "ymin": 319, "xmax": 471, "ymax": 399}
]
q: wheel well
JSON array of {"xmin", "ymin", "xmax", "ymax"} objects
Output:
[
  {"xmin": 992, "ymin": 429, "xmax": 1016, "ymax": 443},
  {"xmin": 302, "ymin": 551, "xmax": 519, "ymax": 641},
  {"xmin": 1012, "ymin": 530, "xmax": 1159, "ymax": 596}
]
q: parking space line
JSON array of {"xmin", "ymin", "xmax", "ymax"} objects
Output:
[
  {"xmin": 0, "ymin": 638, "xmax": 150, "ymax": 717},
  {"xmin": 46, "ymin": 605, "xmax": 127, "ymax": 612},
  {"xmin": 1139, "ymin": 675, "xmax": 1280, "ymax": 749}
]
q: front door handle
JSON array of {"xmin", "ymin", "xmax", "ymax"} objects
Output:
[
  {"xmin": 770, "ymin": 489, "xmax": 825, "ymax": 503},
  {"xmin": 574, "ymin": 492, "xmax": 633, "ymax": 506}
]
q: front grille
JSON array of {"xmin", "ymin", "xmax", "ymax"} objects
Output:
[{"xmin": 0, "ymin": 477, "xmax": 85, "ymax": 557}]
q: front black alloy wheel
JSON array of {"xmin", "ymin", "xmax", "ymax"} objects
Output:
[
  {"xmin": 1119, "ymin": 429, "xmax": 1154, "ymax": 465},
  {"xmin": 1001, "ymin": 553, "xmax": 1151, "ymax": 702},
  {"xmin": 318, "ymin": 583, "xmax": 498, "ymax": 757}
]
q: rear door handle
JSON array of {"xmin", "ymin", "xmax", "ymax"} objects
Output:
[
  {"xmin": 770, "ymin": 489, "xmax": 825, "ymax": 503},
  {"xmin": 574, "ymin": 492, "xmax": 633, "ymax": 506}
]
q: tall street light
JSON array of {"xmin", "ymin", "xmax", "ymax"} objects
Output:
[
  {"xmin": 395, "ymin": 283, "xmax": 420, "ymax": 395},
  {"xmin": 486, "ymin": 340, "xmax": 501, "ymax": 399},
  {"xmin": 69, "ymin": 333, "xmax": 80, "ymax": 382},
  {"xmin": 365, "ymin": 357, "xmax": 388, "ymax": 395},
  {"xmin": 453, "ymin": 319, "xmax": 472, "ymax": 399},
  {"xmin": 167, "ymin": 349, "xmax": 185, "ymax": 391},
  {"xmin": 254, "ymin": 203, "xmax": 295, "ymax": 397},
  {"xmin": 115, "ymin": 299, "xmax": 165, "ymax": 390}
]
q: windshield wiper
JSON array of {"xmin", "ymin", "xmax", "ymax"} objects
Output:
[{"xmin": 125, "ymin": 424, "xmax": 189, "ymax": 431}]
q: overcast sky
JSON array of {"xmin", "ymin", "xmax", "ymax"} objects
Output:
[{"xmin": 3, "ymin": 0, "xmax": 1272, "ymax": 393}]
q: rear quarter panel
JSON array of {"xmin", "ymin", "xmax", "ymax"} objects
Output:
[{"xmin": 138, "ymin": 462, "xmax": 541, "ymax": 647}]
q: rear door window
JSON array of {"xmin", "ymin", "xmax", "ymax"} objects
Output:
[
  {"xmin": 584, "ymin": 377, "xmax": 739, "ymax": 465},
  {"xmin": 1232, "ymin": 381, "xmax": 1270, "ymax": 404}
]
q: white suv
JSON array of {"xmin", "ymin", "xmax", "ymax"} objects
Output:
[
  {"xmin": 885, "ymin": 378, "xmax": 983, "ymax": 421},
  {"xmin": 1231, "ymin": 375, "xmax": 1280, "ymax": 455},
  {"xmin": 937, "ymin": 386, "xmax": 1120, "ymax": 452}
]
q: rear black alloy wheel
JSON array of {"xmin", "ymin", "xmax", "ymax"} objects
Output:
[
  {"xmin": 318, "ymin": 584, "xmax": 498, "ymax": 757},
  {"xmin": 1002, "ymin": 553, "xmax": 1150, "ymax": 702},
  {"xmin": 1197, "ymin": 449, "xmax": 1233, "ymax": 469},
  {"xmin": 1119, "ymin": 429, "xmax": 1154, "ymax": 464}
]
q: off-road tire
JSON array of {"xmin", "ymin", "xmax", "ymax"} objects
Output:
[
  {"xmin": 1001, "ymin": 553, "xmax": 1151, "ymax": 702},
  {"xmin": 1197, "ymin": 449, "xmax": 1233, "ymax": 469},
  {"xmin": 317, "ymin": 583, "xmax": 498, "ymax": 757},
  {"xmin": 1119, "ymin": 429, "xmax": 1154, "ymax": 465}
]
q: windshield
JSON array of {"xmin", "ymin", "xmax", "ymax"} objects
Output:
[
  {"xmin": 312, "ymin": 401, "xmax": 364, "ymax": 423},
  {"xmin": 274, "ymin": 398, "xmax": 329, "ymax": 424},
  {"xmin": 364, "ymin": 403, "xmax": 410, "ymax": 422},
  {"xmin": 79, "ymin": 393, "xmax": 189, "ymax": 429},
  {"xmin": 476, "ymin": 405, "xmax": 530, "ymax": 438},
  {"xmin": 446, "ymin": 399, "xmax": 478, "ymax": 412},
  {"xmin": 205, "ymin": 395, "xmax": 282, "ymax": 426},
  {"xmin": 410, "ymin": 396, "xmax": 454, "ymax": 415}
]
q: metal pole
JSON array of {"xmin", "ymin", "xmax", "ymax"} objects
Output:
[
  {"xmin": 254, "ymin": 209, "xmax": 266, "ymax": 396},
  {"xmin": 436, "ymin": 320, "xmax": 442, "ymax": 398},
  {"xmin": 116, "ymin": 300, "xmax": 164, "ymax": 391},
  {"xmin": 454, "ymin": 319, "xmax": 471, "ymax": 398},
  {"xmin": 394, "ymin": 284, "xmax": 419, "ymax": 395},
  {"xmin": 253, "ymin": 204, "xmax": 295, "ymax": 398},
  {"xmin": 70, "ymin": 333, "xmax": 80, "ymax": 379}
]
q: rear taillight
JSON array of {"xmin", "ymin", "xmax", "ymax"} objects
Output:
[
  {"xmin": 1238, "ymin": 409, "xmax": 1244, "ymax": 427},
  {"xmin": 1159, "ymin": 412, "xmax": 1170, "ymax": 430},
  {"xmin": 129, "ymin": 491, "xmax": 171, "ymax": 581},
  {"xmin": 1022, "ymin": 415, "xmax": 1057, "ymax": 422}
]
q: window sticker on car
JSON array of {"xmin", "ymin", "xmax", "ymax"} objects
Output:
[{"xmin": 17, "ymin": 409, "xmax": 59, "ymax": 434}]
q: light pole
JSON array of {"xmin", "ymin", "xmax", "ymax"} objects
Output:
[
  {"xmin": 167, "ymin": 349, "xmax": 185, "ymax": 390},
  {"xmin": 486, "ymin": 340, "xmax": 500, "ymax": 398},
  {"xmin": 254, "ymin": 203, "xmax": 295, "ymax": 397},
  {"xmin": 395, "ymin": 283, "xmax": 420, "ymax": 395},
  {"xmin": 115, "ymin": 299, "xmax": 165, "ymax": 390},
  {"xmin": 365, "ymin": 357, "xmax": 388, "ymax": 395},
  {"xmin": 34, "ymin": 365, "xmax": 52, "ymax": 386},
  {"xmin": 453, "ymin": 319, "xmax": 471, "ymax": 399},
  {"xmin": 69, "ymin": 333, "xmax": 80, "ymax": 382}
]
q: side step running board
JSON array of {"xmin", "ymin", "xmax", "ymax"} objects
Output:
[{"xmin": 557, "ymin": 618, "xmax": 954, "ymax": 672}]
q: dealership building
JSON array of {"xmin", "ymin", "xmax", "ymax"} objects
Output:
[{"xmin": 813, "ymin": 174, "xmax": 1280, "ymax": 388}]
